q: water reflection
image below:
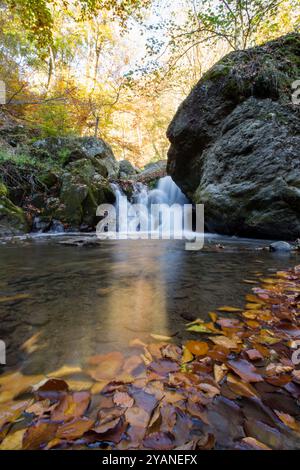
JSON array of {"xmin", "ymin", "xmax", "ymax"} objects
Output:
[{"xmin": 0, "ymin": 237, "xmax": 298, "ymax": 375}]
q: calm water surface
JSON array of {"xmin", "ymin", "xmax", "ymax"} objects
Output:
[{"xmin": 0, "ymin": 235, "xmax": 298, "ymax": 375}]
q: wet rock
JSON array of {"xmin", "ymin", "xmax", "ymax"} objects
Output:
[
  {"xmin": 167, "ymin": 33, "xmax": 300, "ymax": 240},
  {"xmin": 0, "ymin": 183, "xmax": 29, "ymax": 236},
  {"xmin": 32, "ymin": 216, "xmax": 51, "ymax": 233},
  {"xmin": 119, "ymin": 159, "xmax": 138, "ymax": 178},
  {"xmin": 269, "ymin": 241, "xmax": 292, "ymax": 252},
  {"xmin": 50, "ymin": 219, "xmax": 65, "ymax": 233},
  {"xmin": 58, "ymin": 237, "xmax": 100, "ymax": 247}
]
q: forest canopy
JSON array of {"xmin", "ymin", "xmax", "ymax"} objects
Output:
[{"xmin": 0, "ymin": 0, "xmax": 299, "ymax": 166}]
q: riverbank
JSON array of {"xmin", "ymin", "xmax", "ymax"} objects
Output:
[{"xmin": 1, "ymin": 261, "xmax": 300, "ymax": 449}]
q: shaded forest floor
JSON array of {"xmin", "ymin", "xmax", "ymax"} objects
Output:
[{"xmin": 1, "ymin": 266, "xmax": 300, "ymax": 450}]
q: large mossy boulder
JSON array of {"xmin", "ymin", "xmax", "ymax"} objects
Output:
[
  {"xmin": 0, "ymin": 183, "xmax": 28, "ymax": 236},
  {"xmin": 31, "ymin": 136, "xmax": 119, "ymax": 178},
  {"xmin": 167, "ymin": 33, "xmax": 300, "ymax": 240},
  {"xmin": 54, "ymin": 159, "xmax": 115, "ymax": 228}
]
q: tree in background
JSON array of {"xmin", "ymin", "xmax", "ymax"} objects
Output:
[{"xmin": 0, "ymin": 0, "xmax": 299, "ymax": 166}]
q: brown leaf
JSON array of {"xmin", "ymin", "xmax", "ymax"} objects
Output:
[
  {"xmin": 36, "ymin": 378, "xmax": 69, "ymax": 397},
  {"xmin": 125, "ymin": 407, "xmax": 150, "ymax": 428},
  {"xmin": 245, "ymin": 349, "xmax": 264, "ymax": 361},
  {"xmin": 0, "ymin": 372, "xmax": 44, "ymax": 403},
  {"xmin": 87, "ymin": 352, "xmax": 124, "ymax": 381},
  {"xmin": 149, "ymin": 359, "xmax": 179, "ymax": 377},
  {"xmin": 56, "ymin": 417, "xmax": 94, "ymax": 440},
  {"xmin": 113, "ymin": 391, "xmax": 134, "ymax": 408},
  {"xmin": 227, "ymin": 374, "xmax": 258, "ymax": 398},
  {"xmin": 241, "ymin": 437, "xmax": 271, "ymax": 450},
  {"xmin": 23, "ymin": 420, "xmax": 58, "ymax": 450},
  {"xmin": 185, "ymin": 340, "xmax": 209, "ymax": 356},
  {"xmin": 0, "ymin": 400, "xmax": 29, "ymax": 430},
  {"xmin": 93, "ymin": 417, "xmax": 121, "ymax": 434},
  {"xmin": 143, "ymin": 431, "xmax": 175, "ymax": 450},
  {"xmin": 210, "ymin": 336, "xmax": 240, "ymax": 350},
  {"xmin": 51, "ymin": 391, "xmax": 90, "ymax": 422},
  {"xmin": 227, "ymin": 359, "xmax": 263, "ymax": 383},
  {"xmin": 26, "ymin": 399, "xmax": 53, "ymax": 417}
]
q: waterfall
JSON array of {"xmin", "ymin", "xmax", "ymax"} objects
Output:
[{"xmin": 110, "ymin": 176, "xmax": 192, "ymax": 239}]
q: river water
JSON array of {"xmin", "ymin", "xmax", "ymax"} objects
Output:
[{"xmin": 0, "ymin": 234, "xmax": 298, "ymax": 375}]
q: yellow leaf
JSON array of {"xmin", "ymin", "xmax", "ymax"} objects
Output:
[
  {"xmin": 209, "ymin": 312, "xmax": 218, "ymax": 322},
  {"xmin": 48, "ymin": 365, "xmax": 82, "ymax": 378},
  {"xmin": 245, "ymin": 294, "xmax": 264, "ymax": 303},
  {"xmin": 0, "ymin": 429, "xmax": 26, "ymax": 450},
  {"xmin": 21, "ymin": 332, "xmax": 42, "ymax": 354},
  {"xmin": 66, "ymin": 380, "xmax": 93, "ymax": 391},
  {"xmin": 214, "ymin": 364, "xmax": 227, "ymax": 383},
  {"xmin": 91, "ymin": 381, "xmax": 108, "ymax": 395},
  {"xmin": 217, "ymin": 306, "xmax": 242, "ymax": 313},
  {"xmin": 150, "ymin": 334, "xmax": 172, "ymax": 341},
  {"xmin": 242, "ymin": 311, "xmax": 258, "ymax": 319},
  {"xmin": 0, "ymin": 293, "xmax": 30, "ymax": 303},
  {"xmin": 182, "ymin": 347, "xmax": 194, "ymax": 363},
  {"xmin": 211, "ymin": 336, "xmax": 239, "ymax": 349}
]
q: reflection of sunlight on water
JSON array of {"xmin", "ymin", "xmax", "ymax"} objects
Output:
[{"xmin": 103, "ymin": 242, "xmax": 168, "ymax": 344}]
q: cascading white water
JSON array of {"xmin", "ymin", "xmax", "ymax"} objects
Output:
[{"xmin": 111, "ymin": 176, "xmax": 191, "ymax": 238}]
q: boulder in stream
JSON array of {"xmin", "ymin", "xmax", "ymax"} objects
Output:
[{"xmin": 167, "ymin": 33, "xmax": 300, "ymax": 240}]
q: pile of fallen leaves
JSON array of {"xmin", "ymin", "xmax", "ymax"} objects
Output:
[{"xmin": 1, "ymin": 266, "xmax": 300, "ymax": 450}]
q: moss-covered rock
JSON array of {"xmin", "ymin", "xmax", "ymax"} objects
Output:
[
  {"xmin": 31, "ymin": 136, "xmax": 119, "ymax": 178},
  {"xmin": 0, "ymin": 191, "xmax": 29, "ymax": 236}
]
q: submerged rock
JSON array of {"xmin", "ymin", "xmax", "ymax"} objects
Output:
[
  {"xmin": 167, "ymin": 33, "xmax": 300, "ymax": 240},
  {"xmin": 269, "ymin": 241, "xmax": 293, "ymax": 252}
]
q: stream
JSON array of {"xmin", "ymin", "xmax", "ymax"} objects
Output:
[{"xmin": 0, "ymin": 176, "xmax": 299, "ymax": 376}]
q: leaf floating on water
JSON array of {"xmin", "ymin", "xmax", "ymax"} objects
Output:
[
  {"xmin": 187, "ymin": 323, "xmax": 219, "ymax": 334},
  {"xmin": 150, "ymin": 334, "xmax": 172, "ymax": 341},
  {"xmin": 48, "ymin": 365, "xmax": 82, "ymax": 378},
  {"xmin": 21, "ymin": 332, "xmax": 42, "ymax": 354},
  {"xmin": 0, "ymin": 293, "xmax": 30, "ymax": 303},
  {"xmin": 0, "ymin": 372, "xmax": 44, "ymax": 404},
  {"xmin": 87, "ymin": 352, "xmax": 124, "ymax": 381},
  {"xmin": 217, "ymin": 306, "xmax": 243, "ymax": 313},
  {"xmin": 66, "ymin": 379, "xmax": 93, "ymax": 392}
]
